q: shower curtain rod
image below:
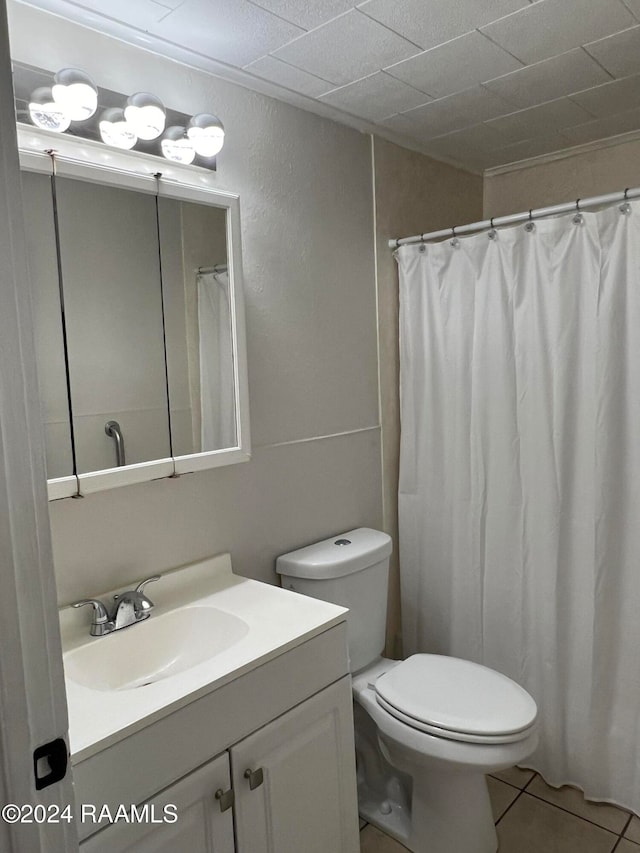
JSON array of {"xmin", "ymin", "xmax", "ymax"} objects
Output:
[{"xmin": 388, "ymin": 185, "xmax": 640, "ymax": 248}]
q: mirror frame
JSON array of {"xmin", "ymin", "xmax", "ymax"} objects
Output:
[{"xmin": 18, "ymin": 124, "xmax": 251, "ymax": 500}]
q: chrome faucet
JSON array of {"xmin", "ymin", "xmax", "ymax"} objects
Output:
[{"xmin": 72, "ymin": 575, "xmax": 161, "ymax": 636}]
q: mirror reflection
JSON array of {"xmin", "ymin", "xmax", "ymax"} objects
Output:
[
  {"xmin": 157, "ymin": 197, "xmax": 236, "ymax": 456},
  {"xmin": 55, "ymin": 177, "xmax": 171, "ymax": 474}
]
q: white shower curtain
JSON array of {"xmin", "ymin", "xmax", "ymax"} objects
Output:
[
  {"xmin": 197, "ymin": 271, "xmax": 236, "ymax": 450},
  {"xmin": 397, "ymin": 200, "xmax": 640, "ymax": 811}
]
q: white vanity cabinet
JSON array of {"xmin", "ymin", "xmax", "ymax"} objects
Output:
[
  {"xmin": 231, "ymin": 678, "xmax": 360, "ymax": 853},
  {"xmin": 73, "ymin": 621, "xmax": 359, "ymax": 853},
  {"xmin": 81, "ymin": 753, "xmax": 235, "ymax": 853}
]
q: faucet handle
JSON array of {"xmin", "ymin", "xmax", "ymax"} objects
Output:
[
  {"xmin": 135, "ymin": 575, "xmax": 161, "ymax": 595},
  {"xmin": 71, "ymin": 598, "xmax": 111, "ymax": 624}
]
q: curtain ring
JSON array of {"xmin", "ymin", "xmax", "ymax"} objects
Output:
[{"xmin": 573, "ymin": 200, "xmax": 583, "ymax": 224}]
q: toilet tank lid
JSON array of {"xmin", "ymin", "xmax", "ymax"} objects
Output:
[{"xmin": 276, "ymin": 528, "xmax": 392, "ymax": 580}]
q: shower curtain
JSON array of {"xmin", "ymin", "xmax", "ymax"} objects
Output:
[
  {"xmin": 397, "ymin": 200, "xmax": 640, "ymax": 811},
  {"xmin": 197, "ymin": 270, "xmax": 236, "ymax": 450}
]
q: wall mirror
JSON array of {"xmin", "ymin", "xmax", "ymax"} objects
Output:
[{"xmin": 19, "ymin": 126, "xmax": 250, "ymax": 499}]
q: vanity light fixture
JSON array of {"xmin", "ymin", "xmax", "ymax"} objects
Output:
[
  {"xmin": 160, "ymin": 126, "xmax": 196, "ymax": 164},
  {"xmin": 52, "ymin": 68, "xmax": 98, "ymax": 121},
  {"xmin": 187, "ymin": 113, "xmax": 225, "ymax": 158},
  {"xmin": 28, "ymin": 86, "xmax": 71, "ymax": 132},
  {"xmin": 98, "ymin": 107, "xmax": 137, "ymax": 150},
  {"xmin": 124, "ymin": 92, "xmax": 166, "ymax": 141},
  {"xmin": 17, "ymin": 62, "xmax": 223, "ymax": 170}
]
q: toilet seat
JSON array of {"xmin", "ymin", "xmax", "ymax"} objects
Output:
[{"xmin": 374, "ymin": 654, "xmax": 537, "ymax": 745}]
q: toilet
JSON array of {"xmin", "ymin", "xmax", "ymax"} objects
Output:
[{"xmin": 276, "ymin": 528, "xmax": 538, "ymax": 853}]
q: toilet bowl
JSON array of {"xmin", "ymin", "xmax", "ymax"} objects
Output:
[
  {"xmin": 352, "ymin": 656, "xmax": 537, "ymax": 852},
  {"xmin": 276, "ymin": 529, "xmax": 538, "ymax": 853}
]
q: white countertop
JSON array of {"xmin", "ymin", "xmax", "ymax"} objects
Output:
[{"xmin": 60, "ymin": 554, "xmax": 348, "ymax": 763}]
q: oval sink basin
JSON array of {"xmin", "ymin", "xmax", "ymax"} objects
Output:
[{"xmin": 64, "ymin": 605, "xmax": 250, "ymax": 691}]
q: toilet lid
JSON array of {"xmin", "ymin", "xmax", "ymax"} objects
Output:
[{"xmin": 374, "ymin": 654, "xmax": 537, "ymax": 741}]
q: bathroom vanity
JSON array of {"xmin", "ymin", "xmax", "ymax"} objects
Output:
[{"xmin": 60, "ymin": 555, "xmax": 360, "ymax": 852}]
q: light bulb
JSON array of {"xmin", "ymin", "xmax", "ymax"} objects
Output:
[
  {"xmin": 52, "ymin": 68, "xmax": 98, "ymax": 121},
  {"xmin": 28, "ymin": 87, "xmax": 71, "ymax": 132},
  {"xmin": 187, "ymin": 113, "xmax": 225, "ymax": 158},
  {"xmin": 161, "ymin": 126, "xmax": 196, "ymax": 164},
  {"xmin": 99, "ymin": 108, "xmax": 137, "ymax": 150},
  {"xmin": 124, "ymin": 92, "xmax": 166, "ymax": 141}
]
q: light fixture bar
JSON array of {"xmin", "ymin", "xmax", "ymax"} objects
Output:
[{"xmin": 13, "ymin": 61, "xmax": 222, "ymax": 171}]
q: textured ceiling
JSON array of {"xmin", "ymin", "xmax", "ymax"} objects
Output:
[{"xmin": 14, "ymin": 0, "xmax": 640, "ymax": 173}]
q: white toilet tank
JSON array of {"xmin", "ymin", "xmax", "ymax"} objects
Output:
[{"xmin": 276, "ymin": 528, "xmax": 392, "ymax": 673}]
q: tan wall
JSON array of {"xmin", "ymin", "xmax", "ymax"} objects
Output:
[
  {"xmin": 484, "ymin": 138, "xmax": 640, "ymax": 218},
  {"xmin": 372, "ymin": 137, "xmax": 484, "ymax": 657}
]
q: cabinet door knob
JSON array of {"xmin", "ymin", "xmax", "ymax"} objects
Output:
[
  {"xmin": 244, "ymin": 767, "xmax": 264, "ymax": 790},
  {"xmin": 214, "ymin": 787, "xmax": 234, "ymax": 812}
]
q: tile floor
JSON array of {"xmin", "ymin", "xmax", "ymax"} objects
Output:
[{"xmin": 359, "ymin": 766, "xmax": 640, "ymax": 852}]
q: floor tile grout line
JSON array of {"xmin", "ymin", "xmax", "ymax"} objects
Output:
[
  {"xmin": 491, "ymin": 769, "xmax": 537, "ymax": 825},
  {"xmin": 489, "ymin": 775, "xmax": 521, "ymax": 792},
  {"xmin": 611, "ymin": 834, "xmax": 625, "ymax": 852},
  {"xmin": 521, "ymin": 790, "xmax": 627, "ymax": 836},
  {"xmin": 489, "ymin": 770, "xmax": 536, "ymax": 791},
  {"xmin": 495, "ymin": 786, "xmax": 527, "ymax": 826},
  {"xmin": 619, "ymin": 812, "xmax": 634, "ymax": 839}
]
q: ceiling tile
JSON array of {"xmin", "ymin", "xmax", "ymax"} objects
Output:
[
  {"xmin": 480, "ymin": 0, "xmax": 636, "ymax": 64},
  {"xmin": 379, "ymin": 112, "xmax": 424, "ymax": 134},
  {"xmin": 584, "ymin": 26, "xmax": 640, "ymax": 78},
  {"xmin": 359, "ymin": 0, "xmax": 529, "ymax": 52},
  {"xmin": 244, "ymin": 56, "xmax": 333, "ymax": 97},
  {"xmin": 569, "ymin": 74, "xmax": 640, "ymax": 117},
  {"xmin": 494, "ymin": 132, "xmax": 572, "ymax": 164},
  {"xmin": 425, "ymin": 124, "xmax": 506, "ymax": 159},
  {"xmin": 484, "ymin": 49, "xmax": 611, "ymax": 109},
  {"xmin": 561, "ymin": 105, "xmax": 640, "ymax": 144},
  {"xmin": 597, "ymin": 104, "xmax": 640, "ymax": 133},
  {"xmin": 152, "ymin": 0, "xmax": 183, "ymax": 9},
  {"xmin": 466, "ymin": 150, "xmax": 517, "ymax": 170},
  {"xmin": 319, "ymin": 72, "xmax": 430, "ymax": 121},
  {"xmin": 248, "ymin": 0, "xmax": 355, "ymax": 30},
  {"xmin": 395, "ymin": 85, "xmax": 516, "ymax": 137},
  {"xmin": 150, "ymin": 0, "xmax": 304, "ymax": 66},
  {"xmin": 52, "ymin": 0, "xmax": 173, "ymax": 28},
  {"xmin": 271, "ymin": 9, "xmax": 419, "ymax": 86},
  {"xmin": 485, "ymin": 97, "xmax": 595, "ymax": 143},
  {"xmin": 385, "ymin": 31, "xmax": 523, "ymax": 99},
  {"xmin": 621, "ymin": 0, "xmax": 640, "ymax": 17}
]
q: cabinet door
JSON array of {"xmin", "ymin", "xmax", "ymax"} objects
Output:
[
  {"xmin": 80, "ymin": 752, "xmax": 234, "ymax": 853},
  {"xmin": 232, "ymin": 675, "xmax": 359, "ymax": 853}
]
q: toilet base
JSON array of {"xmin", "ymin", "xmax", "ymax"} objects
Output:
[
  {"xmin": 406, "ymin": 769, "xmax": 496, "ymax": 853},
  {"xmin": 357, "ymin": 757, "xmax": 496, "ymax": 853},
  {"xmin": 355, "ymin": 700, "xmax": 412, "ymax": 843}
]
